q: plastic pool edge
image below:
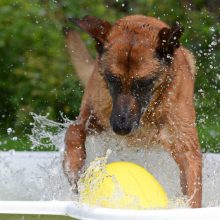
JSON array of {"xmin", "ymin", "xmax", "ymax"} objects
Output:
[{"xmin": 0, "ymin": 201, "xmax": 220, "ymax": 220}]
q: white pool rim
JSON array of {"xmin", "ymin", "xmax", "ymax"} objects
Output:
[{"xmin": 0, "ymin": 201, "xmax": 220, "ymax": 220}]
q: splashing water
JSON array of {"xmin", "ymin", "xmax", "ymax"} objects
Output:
[
  {"xmin": 0, "ymin": 113, "xmax": 220, "ymax": 209},
  {"xmin": 78, "ymin": 150, "xmax": 121, "ymax": 207},
  {"xmin": 28, "ymin": 112, "xmax": 72, "ymax": 151}
]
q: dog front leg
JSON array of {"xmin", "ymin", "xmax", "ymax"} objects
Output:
[
  {"xmin": 63, "ymin": 104, "xmax": 91, "ymax": 187},
  {"xmin": 63, "ymin": 123, "xmax": 86, "ymax": 187},
  {"xmin": 160, "ymin": 127, "xmax": 202, "ymax": 208},
  {"xmin": 63, "ymin": 105, "xmax": 103, "ymax": 189},
  {"xmin": 171, "ymin": 149, "xmax": 202, "ymax": 208}
]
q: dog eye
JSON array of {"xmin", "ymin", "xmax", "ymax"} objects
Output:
[
  {"xmin": 104, "ymin": 73, "xmax": 122, "ymax": 94},
  {"xmin": 105, "ymin": 74, "xmax": 119, "ymax": 84},
  {"xmin": 131, "ymin": 77, "xmax": 155, "ymax": 96}
]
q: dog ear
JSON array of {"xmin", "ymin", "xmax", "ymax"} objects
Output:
[
  {"xmin": 69, "ymin": 16, "xmax": 112, "ymax": 55},
  {"xmin": 156, "ymin": 23, "xmax": 184, "ymax": 62}
]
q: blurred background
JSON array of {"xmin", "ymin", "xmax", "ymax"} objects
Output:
[{"xmin": 0, "ymin": 0, "xmax": 219, "ymax": 152}]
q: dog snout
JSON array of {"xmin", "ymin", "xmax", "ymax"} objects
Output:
[
  {"xmin": 110, "ymin": 94, "xmax": 141, "ymax": 135},
  {"xmin": 110, "ymin": 113, "xmax": 133, "ymax": 135}
]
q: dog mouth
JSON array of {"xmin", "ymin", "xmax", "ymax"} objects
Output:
[{"xmin": 112, "ymin": 125, "xmax": 132, "ymax": 135}]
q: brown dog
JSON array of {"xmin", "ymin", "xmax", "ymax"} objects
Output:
[{"xmin": 63, "ymin": 15, "xmax": 202, "ymax": 208}]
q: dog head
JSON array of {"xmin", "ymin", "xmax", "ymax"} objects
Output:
[{"xmin": 73, "ymin": 15, "xmax": 184, "ymax": 135}]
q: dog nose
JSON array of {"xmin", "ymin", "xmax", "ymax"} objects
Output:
[
  {"xmin": 112, "ymin": 124, "xmax": 132, "ymax": 135},
  {"xmin": 111, "ymin": 114, "xmax": 132, "ymax": 135}
]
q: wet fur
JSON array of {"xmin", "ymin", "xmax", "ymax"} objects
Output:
[{"xmin": 63, "ymin": 15, "xmax": 202, "ymax": 208}]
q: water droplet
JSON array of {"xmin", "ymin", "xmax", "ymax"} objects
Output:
[
  {"xmin": 7, "ymin": 128, "xmax": 13, "ymax": 134},
  {"xmin": 209, "ymin": 27, "xmax": 215, "ymax": 32},
  {"xmin": 12, "ymin": 137, "xmax": 18, "ymax": 141}
]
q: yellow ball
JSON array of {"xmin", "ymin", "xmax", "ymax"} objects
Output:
[{"xmin": 80, "ymin": 161, "xmax": 168, "ymax": 209}]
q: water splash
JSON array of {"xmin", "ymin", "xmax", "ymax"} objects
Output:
[
  {"xmin": 29, "ymin": 113, "xmax": 220, "ymax": 207},
  {"xmin": 78, "ymin": 150, "xmax": 114, "ymax": 206},
  {"xmin": 0, "ymin": 113, "xmax": 219, "ymax": 209},
  {"xmin": 28, "ymin": 112, "xmax": 72, "ymax": 151}
]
